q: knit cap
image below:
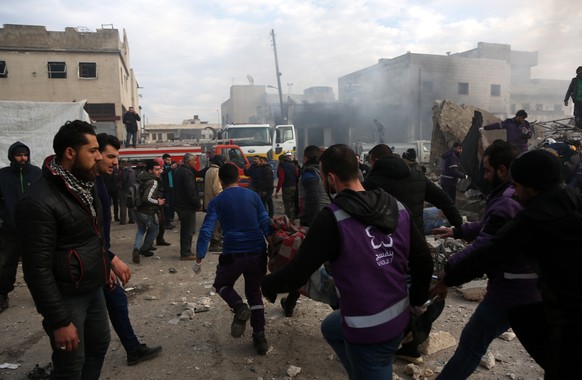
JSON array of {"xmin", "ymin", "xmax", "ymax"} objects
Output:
[{"xmin": 510, "ymin": 149, "xmax": 562, "ymax": 191}]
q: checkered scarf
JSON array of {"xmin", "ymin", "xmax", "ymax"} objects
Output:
[{"xmin": 48, "ymin": 157, "xmax": 96, "ymax": 217}]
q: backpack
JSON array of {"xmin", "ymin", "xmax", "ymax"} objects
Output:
[{"xmin": 127, "ymin": 182, "xmax": 143, "ymax": 209}]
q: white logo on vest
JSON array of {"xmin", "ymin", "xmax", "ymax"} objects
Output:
[{"xmin": 366, "ymin": 226, "xmax": 395, "ymax": 266}]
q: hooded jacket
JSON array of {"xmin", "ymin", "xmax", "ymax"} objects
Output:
[
  {"xmin": 364, "ymin": 156, "xmax": 462, "ymax": 232},
  {"xmin": 0, "ymin": 141, "xmax": 42, "ymax": 231},
  {"xmin": 16, "ymin": 156, "xmax": 109, "ymax": 329},
  {"xmin": 261, "ymin": 188, "xmax": 434, "ymax": 314},
  {"xmin": 440, "ymin": 149, "xmax": 466, "ymax": 186},
  {"xmin": 444, "ymin": 185, "xmax": 582, "ymax": 324}
]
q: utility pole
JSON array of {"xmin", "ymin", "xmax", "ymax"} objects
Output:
[{"xmin": 270, "ymin": 29, "xmax": 285, "ymax": 123}]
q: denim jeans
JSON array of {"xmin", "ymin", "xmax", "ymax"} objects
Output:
[
  {"xmin": 175, "ymin": 208, "xmax": 196, "ymax": 257},
  {"xmin": 125, "ymin": 130, "xmax": 137, "ymax": 148},
  {"xmin": 43, "ymin": 288, "xmax": 110, "ymax": 380},
  {"xmin": 321, "ymin": 310, "xmax": 402, "ymax": 380},
  {"xmin": 213, "ymin": 252, "xmax": 267, "ymax": 333},
  {"xmin": 437, "ymin": 298, "xmax": 510, "ymax": 379},
  {"xmin": 103, "ymin": 280, "xmax": 140, "ymax": 354},
  {"xmin": 133, "ymin": 211, "xmax": 159, "ymax": 251}
]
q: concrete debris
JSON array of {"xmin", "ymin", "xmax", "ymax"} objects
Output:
[
  {"xmin": 144, "ymin": 295, "xmax": 157, "ymax": 300},
  {"xmin": 403, "ymin": 363, "xmax": 421, "ymax": 377},
  {"xmin": 419, "ymin": 331, "xmax": 457, "ymax": 355},
  {"xmin": 286, "ymin": 365, "xmax": 301, "ymax": 377},
  {"xmin": 499, "ymin": 331, "xmax": 517, "ymax": 341},
  {"xmin": 458, "ymin": 287, "xmax": 486, "ymax": 302},
  {"xmin": 0, "ymin": 362, "xmax": 20, "ymax": 369},
  {"xmin": 480, "ymin": 351, "xmax": 496, "ymax": 370}
]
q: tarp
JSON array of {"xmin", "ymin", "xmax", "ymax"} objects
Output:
[{"xmin": 0, "ymin": 100, "xmax": 90, "ymax": 167}]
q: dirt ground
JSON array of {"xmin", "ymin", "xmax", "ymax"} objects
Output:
[{"xmin": 0, "ymin": 198, "xmax": 544, "ymax": 380}]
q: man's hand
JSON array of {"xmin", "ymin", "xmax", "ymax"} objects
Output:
[
  {"xmin": 565, "ymin": 101, "xmax": 569, "ymax": 107},
  {"xmin": 110, "ymin": 256, "xmax": 131, "ymax": 285},
  {"xmin": 274, "ymin": 192, "xmax": 279, "ymax": 199},
  {"xmin": 192, "ymin": 258, "xmax": 202, "ymax": 274},
  {"xmin": 260, "ymin": 277, "xmax": 277, "ymax": 303},
  {"xmin": 53, "ymin": 323, "xmax": 79, "ymax": 352},
  {"xmin": 431, "ymin": 226, "xmax": 453, "ymax": 238},
  {"xmin": 429, "ymin": 279, "xmax": 449, "ymax": 300},
  {"xmin": 158, "ymin": 198, "xmax": 166, "ymax": 206}
]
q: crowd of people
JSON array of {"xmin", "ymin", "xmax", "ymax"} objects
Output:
[{"xmin": 1, "ymin": 109, "xmax": 582, "ymax": 380}]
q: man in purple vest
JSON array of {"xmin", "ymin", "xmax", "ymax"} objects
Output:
[
  {"xmin": 483, "ymin": 110, "xmax": 533, "ymax": 153},
  {"xmin": 261, "ymin": 144, "xmax": 433, "ymax": 380}
]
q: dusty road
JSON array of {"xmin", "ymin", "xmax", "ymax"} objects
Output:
[{"xmin": 0, "ymin": 199, "xmax": 543, "ymax": 379}]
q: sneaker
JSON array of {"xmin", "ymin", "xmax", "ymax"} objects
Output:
[
  {"xmin": 139, "ymin": 250, "xmax": 154, "ymax": 257},
  {"xmin": 127, "ymin": 343, "xmax": 163, "ymax": 366},
  {"xmin": 231, "ymin": 303, "xmax": 251, "ymax": 338},
  {"xmin": 252, "ymin": 332, "xmax": 268, "ymax": 355},
  {"xmin": 396, "ymin": 345, "xmax": 423, "ymax": 364},
  {"xmin": 0, "ymin": 294, "xmax": 8, "ymax": 313},
  {"xmin": 157, "ymin": 240, "xmax": 171, "ymax": 246},
  {"xmin": 280, "ymin": 297, "xmax": 295, "ymax": 317},
  {"xmin": 132, "ymin": 249, "xmax": 140, "ymax": 264}
]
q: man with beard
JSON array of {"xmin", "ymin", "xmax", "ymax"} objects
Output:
[
  {"xmin": 261, "ymin": 144, "xmax": 433, "ymax": 380},
  {"xmin": 433, "ymin": 141, "xmax": 541, "ymax": 379},
  {"xmin": 431, "ymin": 149, "xmax": 582, "ymax": 379},
  {"xmin": 564, "ymin": 66, "xmax": 582, "ymax": 129},
  {"xmin": 0, "ymin": 141, "xmax": 41, "ymax": 312},
  {"xmin": 15, "ymin": 120, "xmax": 110, "ymax": 379}
]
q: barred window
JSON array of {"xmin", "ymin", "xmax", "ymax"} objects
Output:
[
  {"xmin": 0, "ymin": 61, "xmax": 7, "ymax": 78},
  {"xmin": 78, "ymin": 62, "xmax": 97, "ymax": 78}
]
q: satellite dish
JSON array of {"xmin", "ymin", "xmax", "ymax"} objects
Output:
[{"xmin": 247, "ymin": 74, "xmax": 254, "ymax": 85}]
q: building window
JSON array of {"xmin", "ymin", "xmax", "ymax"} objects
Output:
[
  {"xmin": 423, "ymin": 81, "xmax": 433, "ymax": 93},
  {"xmin": 48, "ymin": 62, "xmax": 67, "ymax": 78},
  {"xmin": 490, "ymin": 84, "xmax": 501, "ymax": 97},
  {"xmin": 84, "ymin": 103, "xmax": 116, "ymax": 121},
  {"xmin": 78, "ymin": 62, "xmax": 97, "ymax": 79},
  {"xmin": 0, "ymin": 60, "xmax": 7, "ymax": 78},
  {"xmin": 458, "ymin": 82, "xmax": 469, "ymax": 95}
]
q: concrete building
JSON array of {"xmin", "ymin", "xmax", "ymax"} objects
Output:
[
  {"xmin": 0, "ymin": 24, "xmax": 140, "ymax": 139},
  {"xmin": 144, "ymin": 116, "xmax": 219, "ymax": 144},
  {"xmin": 339, "ymin": 42, "xmax": 569, "ymax": 144}
]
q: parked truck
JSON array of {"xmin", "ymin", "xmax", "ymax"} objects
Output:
[{"xmin": 220, "ymin": 123, "xmax": 297, "ymax": 161}]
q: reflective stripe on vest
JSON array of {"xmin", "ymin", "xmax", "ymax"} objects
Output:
[
  {"xmin": 503, "ymin": 272, "xmax": 539, "ymax": 280},
  {"xmin": 343, "ymin": 295, "xmax": 409, "ymax": 329}
]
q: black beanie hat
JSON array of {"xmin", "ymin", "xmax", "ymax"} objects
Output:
[
  {"xmin": 402, "ymin": 148, "xmax": 417, "ymax": 161},
  {"xmin": 13, "ymin": 146, "xmax": 29, "ymax": 156},
  {"xmin": 510, "ymin": 149, "xmax": 562, "ymax": 191}
]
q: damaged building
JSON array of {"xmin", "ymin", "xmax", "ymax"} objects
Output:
[{"xmin": 339, "ymin": 42, "xmax": 570, "ymax": 146}]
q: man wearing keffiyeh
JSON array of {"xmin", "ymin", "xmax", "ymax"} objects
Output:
[{"xmin": 15, "ymin": 120, "xmax": 111, "ymax": 379}]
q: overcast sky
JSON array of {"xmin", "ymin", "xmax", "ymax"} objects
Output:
[{"xmin": 1, "ymin": 0, "xmax": 580, "ymax": 124}]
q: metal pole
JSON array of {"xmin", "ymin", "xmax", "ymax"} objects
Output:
[{"xmin": 271, "ymin": 29, "xmax": 285, "ymax": 123}]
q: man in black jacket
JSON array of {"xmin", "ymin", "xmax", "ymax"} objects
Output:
[
  {"xmin": 431, "ymin": 149, "xmax": 582, "ymax": 379},
  {"xmin": 564, "ymin": 66, "xmax": 582, "ymax": 129},
  {"xmin": 364, "ymin": 144, "xmax": 463, "ymax": 233},
  {"xmin": 0, "ymin": 141, "xmax": 41, "ymax": 312},
  {"xmin": 173, "ymin": 153, "xmax": 202, "ymax": 260},
  {"xmin": 16, "ymin": 120, "xmax": 110, "ymax": 379},
  {"xmin": 122, "ymin": 106, "xmax": 140, "ymax": 148}
]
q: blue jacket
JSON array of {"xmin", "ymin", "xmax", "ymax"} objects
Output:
[
  {"xmin": 484, "ymin": 118, "xmax": 533, "ymax": 153},
  {"xmin": 440, "ymin": 149, "xmax": 465, "ymax": 187}
]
